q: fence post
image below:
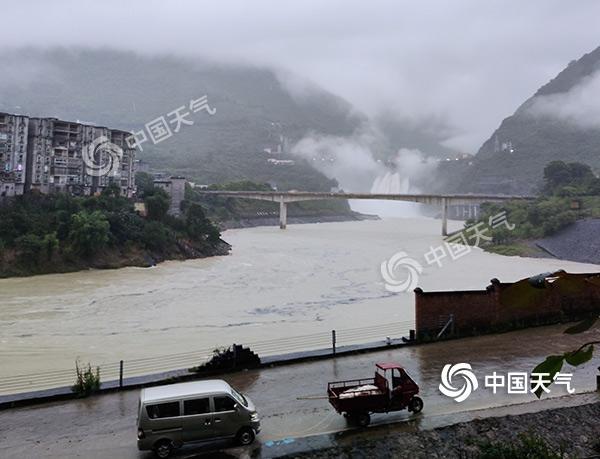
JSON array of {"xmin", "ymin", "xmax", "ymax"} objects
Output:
[
  {"xmin": 332, "ymin": 330, "xmax": 336, "ymax": 356},
  {"xmin": 119, "ymin": 360, "xmax": 124, "ymax": 389}
]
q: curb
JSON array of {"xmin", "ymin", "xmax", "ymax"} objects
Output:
[{"xmin": 0, "ymin": 337, "xmax": 413, "ymax": 411}]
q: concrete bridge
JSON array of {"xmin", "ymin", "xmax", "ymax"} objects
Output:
[{"xmin": 195, "ymin": 190, "xmax": 536, "ymax": 235}]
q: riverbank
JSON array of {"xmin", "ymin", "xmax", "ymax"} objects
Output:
[
  {"xmin": 285, "ymin": 401, "xmax": 600, "ymax": 458},
  {"xmin": 0, "ymin": 191, "xmax": 230, "ymax": 279},
  {"xmin": 0, "ymin": 237, "xmax": 231, "ymax": 278},
  {"xmin": 482, "ymin": 218, "xmax": 600, "ymax": 265},
  {"xmin": 219, "ymin": 211, "xmax": 379, "ymax": 230}
]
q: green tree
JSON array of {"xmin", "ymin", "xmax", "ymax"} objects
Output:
[
  {"xmin": 135, "ymin": 172, "xmax": 156, "ymax": 197},
  {"xmin": 185, "ymin": 203, "xmax": 221, "ymax": 243},
  {"xmin": 145, "ymin": 189, "xmax": 170, "ymax": 221},
  {"xmin": 142, "ymin": 221, "xmax": 172, "ymax": 251},
  {"xmin": 42, "ymin": 232, "xmax": 59, "ymax": 261},
  {"xmin": 543, "ymin": 161, "xmax": 595, "ymax": 195},
  {"xmin": 69, "ymin": 211, "xmax": 110, "ymax": 256},
  {"xmin": 14, "ymin": 234, "xmax": 45, "ymax": 263},
  {"xmin": 106, "ymin": 211, "xmax": 145, "ymax": 244}
]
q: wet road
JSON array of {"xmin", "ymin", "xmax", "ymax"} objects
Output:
[{"xmin": 1, "ymin": 323, "xmax": 599, "ymax": 459}]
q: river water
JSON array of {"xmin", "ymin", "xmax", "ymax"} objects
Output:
[{"xmin": 0, "ymin": 218, "xmax": 598, "ymax": 378}]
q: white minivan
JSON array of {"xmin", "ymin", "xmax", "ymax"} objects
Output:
[{"xmin": 137, "ymin": 380, "xmax": 260, "ymax": 458}]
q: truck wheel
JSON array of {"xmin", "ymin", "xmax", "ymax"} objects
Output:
[
  {"xmin": 409, "ymin": 396, "xmax": 424, "ymax": 413},
  {"xmin": 236, "ymin": 427, "xmax": 256, "ymax": 446},
  {"xmin": 356, "ymin": 412, "xmax": 371, "ymax": 427},
  {"xmin": 153, "ymin": 440, "xmax": 173, "ymax": 458}
]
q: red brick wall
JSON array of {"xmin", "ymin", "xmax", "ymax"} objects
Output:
[{"xmin": 415, "ymin": 273, "xmax": 600, "ymax": 338}]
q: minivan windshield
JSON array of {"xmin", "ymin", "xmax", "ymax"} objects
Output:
[{"xmin": 230, "ymin": 388, "xmax": 248, "ymax": 407}]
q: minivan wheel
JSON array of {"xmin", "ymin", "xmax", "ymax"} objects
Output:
[
  {"xmin": 236, "ymin": 427, "xmax": 255, "ymax": 446},
  {"xmin": 154, "ymin": 439, "xmax": 173, "ymax": 458}
]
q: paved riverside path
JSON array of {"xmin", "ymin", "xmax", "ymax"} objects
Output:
[{"xmin": 1, "ymin": 323, "xmax": 598, "ymax": 458}]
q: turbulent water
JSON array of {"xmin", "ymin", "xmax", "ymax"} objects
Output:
[
  {"xmin": 0, "ymin": 218, "xmax": 598, "ymax": 377},
  {"xmin": 351, "ymin": 171, "xmax": 423, "ymax": 217}
]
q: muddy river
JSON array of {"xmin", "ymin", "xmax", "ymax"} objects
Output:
[{"xmin": 0, "ymin": 218, "xmax": 598, "ymax": 378}]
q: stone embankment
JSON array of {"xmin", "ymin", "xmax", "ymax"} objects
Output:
[
  {"xmin": 285, "ymin": 402, "xmax": 600, "ymax": 458},
  {"xmin": 536, "ymin": 219, "xmax": 600, "ymax": 265}
]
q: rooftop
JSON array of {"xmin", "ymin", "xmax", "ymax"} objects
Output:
[
  {"xmin": 376, "ymin": 362, "xmax": 403, "ymax": 370},
  {"xmin": 141, "ymin": 380, "xmax": 233, "ymax": 402}
]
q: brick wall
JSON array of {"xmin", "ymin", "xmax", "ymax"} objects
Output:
[{"xmin": 415, "ymin": 273, "xmax": 600, "ymax": 338}]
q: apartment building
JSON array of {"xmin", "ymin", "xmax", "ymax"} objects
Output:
[
  {"xmin": 153, "ymin": 176, "xmax": 187, "ymax": 216},
  {"xmin": 0, "ymin": 113, "xmax": 30, "ymax": 197},
  {"xmin": 0, "ymin": 112, "xmax": 136, "ymax": 199}
]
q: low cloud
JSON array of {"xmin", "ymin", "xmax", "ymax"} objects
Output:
[
  {"xmin": 1, "ymin": 1, "xmax": 600, "ymax": 152},
  {"xmin": 291, "ymin": 127, "xmax": 438, "ymax": 216},
  {"xmin": 526, "ymin": 70, "xmax": 600, "ymax": 129}
]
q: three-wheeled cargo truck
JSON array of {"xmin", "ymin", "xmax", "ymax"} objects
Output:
[{"xmin": 327, "ymin": 362, "xmax": 423, "ymax": 426}]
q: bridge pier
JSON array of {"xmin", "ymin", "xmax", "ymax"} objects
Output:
[
  {"xmin": 279, "ymin": 199, "xmax": 287, "ymax": 230},
  {"xmin": 441, "ymin": 197, "xmax": 448, "ymax": 236}
]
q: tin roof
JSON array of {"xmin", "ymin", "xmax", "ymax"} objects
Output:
[{"xmin": 376, "ymin": 362, "xmax": 403, "ymax": 370}]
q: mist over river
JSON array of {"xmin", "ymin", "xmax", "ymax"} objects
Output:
[{"xmin": 0, "ymin": 218, "xmax": 598, "ymax": 378}]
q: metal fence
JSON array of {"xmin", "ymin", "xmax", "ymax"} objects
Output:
[{"xmin": 0, "ymin": 320, "xmax": 415, "ymax": 396}]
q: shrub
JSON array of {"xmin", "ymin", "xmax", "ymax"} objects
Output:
[
  {"xmin": 14, "ymin": 233, "xmax": 45, "ymax": 263},
  {"xmin": 142, "ymin": 221, "xmax": 173, "ymax": 251},
  {"xmin": 72, "ymin": 360, "xmax": 101, "ymax": 397},
  {"xmin": 476, "ymin": 432, "xmax": 566, "ymax": 459},
  {"xmin": 144, "ymin": 189, "xmax": 170, "ymax": 221},
  {"xmin": 68, "ymin": 210, "xmax": 110, "ymax": 256}
]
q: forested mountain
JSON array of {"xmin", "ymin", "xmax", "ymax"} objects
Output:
[
  {"xmin": 0, "ymin": 48, "xmax": 363, "ymax": 190},
  {"xmin": 450, "ymin": 46, "xmax": 600, "ymax": 194}
]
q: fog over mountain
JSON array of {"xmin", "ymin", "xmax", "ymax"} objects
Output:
[
  {"xmin": 451, "ymin": 45, "xmax": 600, "ymax": 195},
  {"xmin": 2, "ymin": 0, "xmax": 600, "ymax": 153}
]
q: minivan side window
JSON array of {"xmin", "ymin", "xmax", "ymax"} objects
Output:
[
  {"xmin": 184, "ymin": 398, "xmax": 210, "ymax": 415},
  {"xmin": 214, "ymin": 396, "xmax": 236, "ymax": 412},
  {"xmin": 146, "ymin": 401, "xmax": 180, "ymax": 419}
]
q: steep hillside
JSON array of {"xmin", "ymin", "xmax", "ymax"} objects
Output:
[
  {"xmin": 0, "ymin": 48, "xmax": 363, "ymax": 190},
  {"xmin": 452, "ymin": 46, "xmax": 600, "ymax": 194}
]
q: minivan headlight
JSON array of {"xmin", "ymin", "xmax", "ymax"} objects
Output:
[
  {"xmin": 250, "ymin": 412, "xmax": 259, "ymax": 421},
  {"xmin": 137, "ymin": 428, "xmax": 145, "ymax": 439}
]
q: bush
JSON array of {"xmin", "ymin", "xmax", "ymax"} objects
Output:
[
  {"xmin": 476, "ymin": 432, "xmax": 566, "ymax": 459},
  {"xmin": 145, "ymin": 189, "xmax": 170, "ymax": 221},
  {"xmin": 142, "ymin": 221, "xmax": 173, "ymax": 251},
  {"xmin": 14, "ymin": 233, "xmax": 45, "ymax": 263},
  {"xmin": 72, "ymin": 360, "xmax": 101, "ymax": 397},
  {"xmin": 68, "ymin": 210, "xmax": 110, "ymax": 256}
]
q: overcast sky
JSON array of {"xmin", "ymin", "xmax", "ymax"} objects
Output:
[{"xmin": 2, "ymin": 0, "xmax": 600, "ymax": 152}]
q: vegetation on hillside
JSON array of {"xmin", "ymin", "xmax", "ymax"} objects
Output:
[
  {"xmin": 449, "ymin": 45, "xmax": 600, "ymax": 195},
  {"xmin": 0, "ymin": 181, "xmax": 226, "ymax": 278},
  {"xmin": 0, "ymin": 48, "xmax": 360, "ymax": 191},
  {"xmin": 475, "ymin": 432, "xmax": 565, "ymax": 458},
  {"xmin": 464, "ymin": 161, "xmax": 600, "ymax": 253}
]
